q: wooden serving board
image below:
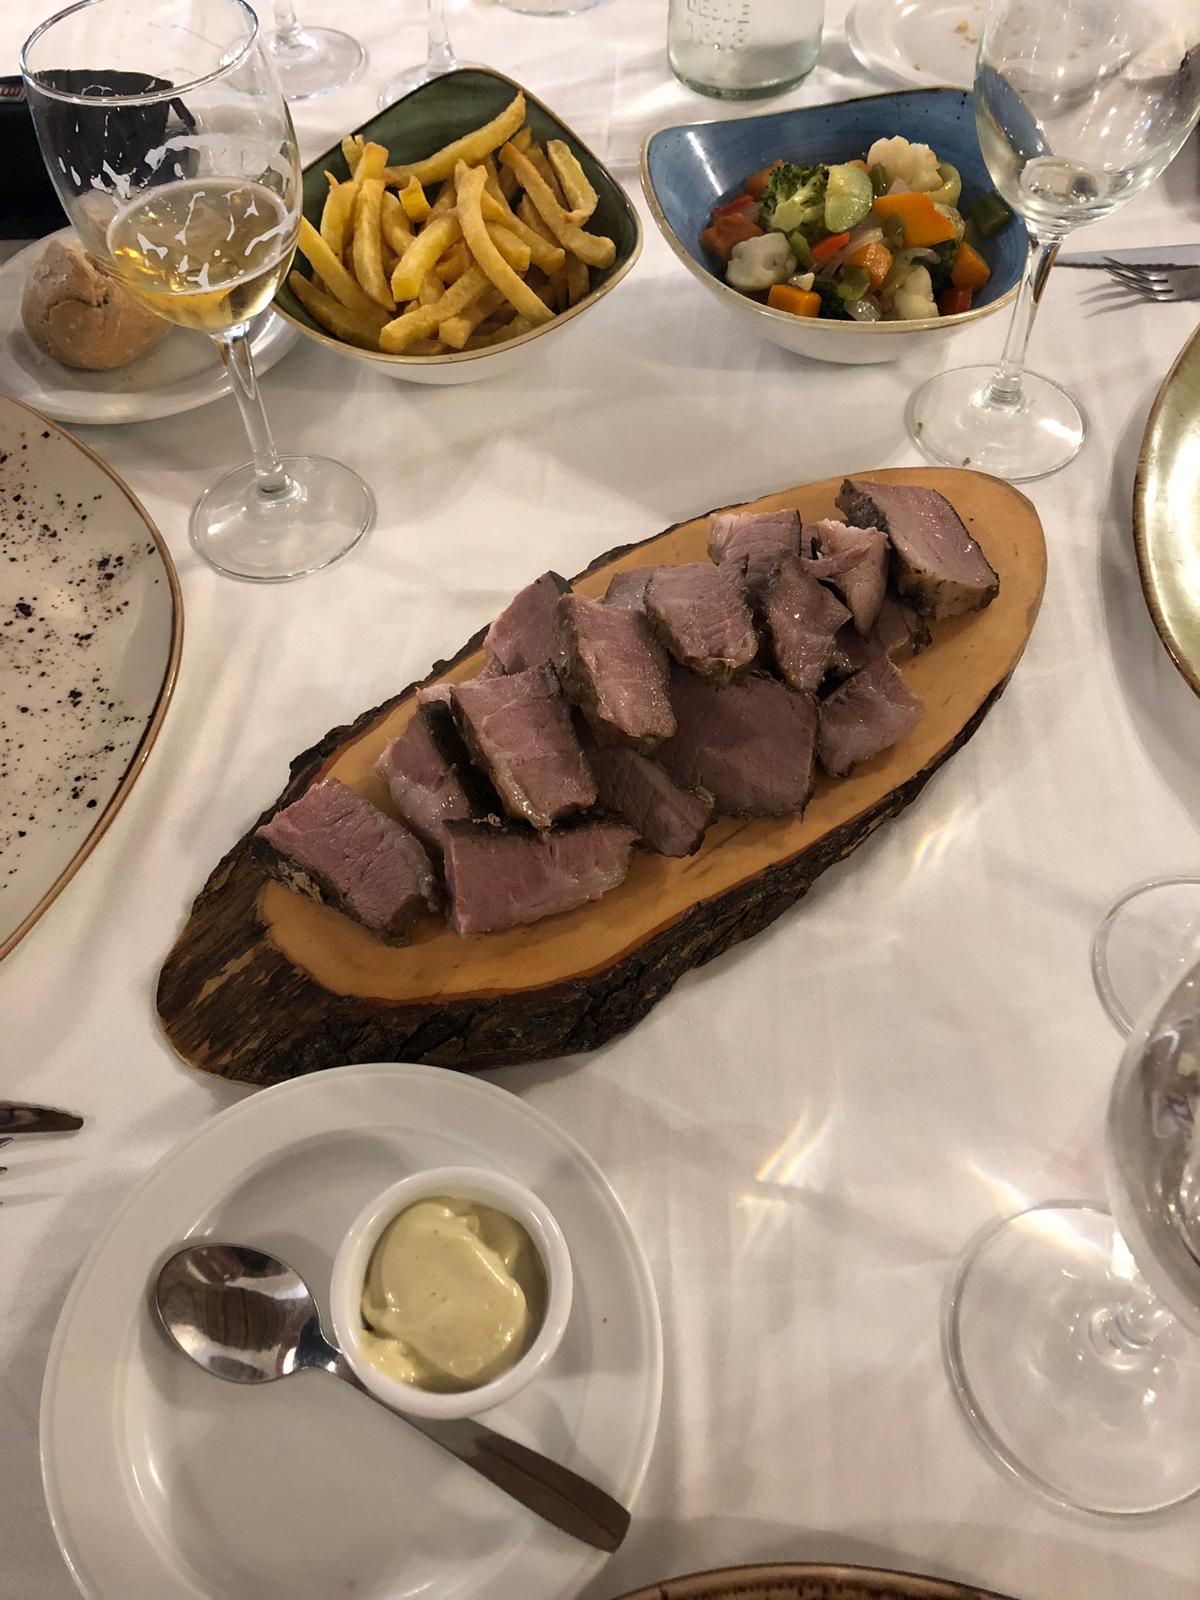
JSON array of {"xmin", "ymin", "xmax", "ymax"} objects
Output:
[{"xmin": 158, "ymin": 468, "xmax": 1045, "ymax": 1084}]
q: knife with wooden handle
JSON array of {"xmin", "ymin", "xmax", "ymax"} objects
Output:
[{"xmin": 0, "ymin": 1103, "xmax": 84, "ymax": 1133}]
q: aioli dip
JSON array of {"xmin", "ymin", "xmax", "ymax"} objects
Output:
[{"xmin": 360, "ymin": 1195, "xmax": 547, "ymax": 1390}]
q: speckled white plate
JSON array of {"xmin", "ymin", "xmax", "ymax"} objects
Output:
[
  {"xmin": 0, "ymin": 393, "xmax": 182, "ymax": 959},
  {"xmin": 41, "ymin": 1062, "xmax": 662, "ymax": 1600},
  {"xmin": 846, "ymin": 0, "xmax": 982, "ymax": 91},
  {"xmin": 0, "ymin": 230, "xmax": 298, "ymax": 427}
]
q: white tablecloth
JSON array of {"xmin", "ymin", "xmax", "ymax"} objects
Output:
[{"xmin": 4, "ymin": 3, "xmax": 1200, "ymax": 1597}]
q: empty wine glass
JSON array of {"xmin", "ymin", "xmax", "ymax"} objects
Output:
[
  {"xmin": 379, "ymin": 0, "xmax": 457, "ymax": 110},
  {"xmin": 908, "ymin": 0, "xmax": 1200, "ymax": 481},
  {"xmin": 22, "ymin": 0, "xmax": 374, "ymax": 582},
  {"xmin": 267, "ymin": 1, "xmax": 367, "ymax": 103},
  {"xmin": 945, "ymin": 956, "xmax": 1200, "ymax": 1515},
  {"xmin": 1093, "ymin": 877, "xmax": 1200, "ymax": 1034}
]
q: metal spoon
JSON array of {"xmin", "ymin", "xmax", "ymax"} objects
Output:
[{"xmin": 154, "ymin": 1243, "xmax": 629, "ymax": 1552}]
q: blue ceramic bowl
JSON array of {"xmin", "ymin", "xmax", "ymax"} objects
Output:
[{"xmin": 642, "ymin": 88, "xmax": 1025, "ymax": 366}]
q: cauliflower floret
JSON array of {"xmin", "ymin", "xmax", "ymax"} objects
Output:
[
  {"xmin": 891, "ymin": 264, "xmax": 937, "ymax": 321},
  {"xmin": 725, "ymin": 232, "xmax": 794, "ymax": 292},
  {"xmin": 867, "ymin": 135, "xmax": 941, "ymax": 194}
]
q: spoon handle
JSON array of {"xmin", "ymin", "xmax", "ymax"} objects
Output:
[{"xmin": 336, "ymin": 1362, "xmax": 629, "ymax": 1551}]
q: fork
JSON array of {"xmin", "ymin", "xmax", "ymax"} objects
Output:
[{"xmin": 1102, "ymin": 258, "xmax": 1200, "ymax": 302}]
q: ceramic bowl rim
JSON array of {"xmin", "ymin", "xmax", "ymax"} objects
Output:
[
  {"xmin": 273, "ymin": 64, "xmax": 642, "ymax": 369},
  {"xmin": 329, "ymin": 1163, "xmax": 574, "ymax": 1420},
  {"xmin": 639, "ymin": 86, "xmax": 1022, "ymax": 339}
]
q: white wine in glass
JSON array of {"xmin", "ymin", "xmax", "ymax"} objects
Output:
[
  {"xmin": 21, "ymin": 0, "xmax": 374, "ymax": 582},
  {"xmin": 908, "ymin": 0, "xmax": 1200, "ymax": 481}
]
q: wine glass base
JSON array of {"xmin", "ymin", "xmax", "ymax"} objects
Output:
[
  {"xmin": 945, "ymin": 1202, "xmax": 1200, "ymax": 1515},
  {"xmin": 1091, "ymin": 878, "xmax": 1200, "ymax": 1034},
  {"xmin": 267, "ymin": 26, "xmax": 366, "ymax": 101},
  {"xmin": 907, "ymin": 365, "xmax": 1086, "ymax": 481},
  {"xmin": 379, "ymin": 60, "xmax": 455, "ymax": 107},
  {"xmin": 189, "ymin": 455, "xmax": 374, "ymax": 582}
]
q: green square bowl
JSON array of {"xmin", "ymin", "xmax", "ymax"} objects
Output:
[{"xmin": 273, "ymin": 66, "xmax": 642, "ymax": 385}]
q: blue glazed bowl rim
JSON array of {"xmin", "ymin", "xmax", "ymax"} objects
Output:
[{"xmin": 640, "ymin": 86, "xmax": 1022, "ymax": 338}]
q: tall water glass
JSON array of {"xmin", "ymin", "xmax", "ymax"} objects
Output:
[
  {"xmin": 22, "ymin": 0, "xmax": 374, "ymax": 582},
  {"xmin": 668, "ymin": 0, "xmax": 824, "ymax": 100},
  {"xmin": 908, "ymin": 0, "xmax": 1200, "ymax": 481}
]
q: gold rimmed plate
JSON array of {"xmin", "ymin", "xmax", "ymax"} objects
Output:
[
  {"xmin": 612, "ymin": 1562, "xmax": 1020, "ymax": 1600},
  {"xmin": 0, "ymin": 393, "xmax": 182, "ymax": 959},
  {"xmin": 1133, "ymin": 324, "xmax": 1200, "ymax": 698}
]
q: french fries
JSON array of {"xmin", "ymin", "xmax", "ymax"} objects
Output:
[
  {"xmin": 499, "ymin": 141, "xmax": 616, "ymax": 269},
  {"xmin": 383, "ymin": 91, "xmax": 527, "ymax": 187},
  {"xmin": 286, "ymin": 98, "xmax": 613, "ymax": 358}
]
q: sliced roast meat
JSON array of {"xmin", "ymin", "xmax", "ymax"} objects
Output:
[
  {"xmin": 376, "ymin": 715, "xmax": 473, "ymax": 854},
  {"xmin": 761, "ymin": 554, "xmax": 850, "ymax": 692},
  {"xmin": 604, "ymin": 569, "xmax": 653, "ymax": 614},
  {"xmin": 452, "ymin": 664, "xmax": 596, "ymax": 830},
  {"xmin": 807, "ymin": 518, "xmax": 888, "ymax": 635},
  {"xmin": 644, "ymin": 562, "xmax": 757, "ymax": 683},
  {"xmin": 555, "ymin": 593, "xmax": 675, "ymax": 750},
  {"xmin": 416, "ymin": 689, "xmax": 503, "ymax": 819},
  {"xmin": 817, "ymin": 654, "xmax": 924, "ymax": 777},
  {"xmin": 580, "ymin": 727, "xmax": 713, "ymax": 856},
  {"xmin": 837, "ymin": 478, "xmax": 999, "ymax": 618},
  {"xmin": 708, "ymin": 507, "xmax": 801, "ymax": 598},
  {"xmin": 656, "ymin": 666, "xmax": 817, "ymax": 817},
  {"xmin": 443, "ymin": 819, "xmax": 637, "ymax": 935},
  {"xmin": 254, "ymin": 778, "xmax": 439, "ymax": 942},
  {"xmin": 871, "ymin": 593, "xmax": 931, "ymax": 660},
  {"xmin": 482, "ymin": 570, "xmax": 570, "ymax": 675},
  {"xmin": 826, "ymin": 622, "xmax": 881, "ymax": 685}
]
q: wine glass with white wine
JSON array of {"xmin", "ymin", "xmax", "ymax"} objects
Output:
[
  {"xmin": 21, "ymin": 0, "xmax": 374, "ymax": 582},
  {"xmin": 908, "ymin": 0, "xmax": 1200, "ymax": 481}
]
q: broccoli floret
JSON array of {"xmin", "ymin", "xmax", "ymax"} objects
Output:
[
  {"xmin": 760, "ymin": 162, "xmax": 829, "ymax": 239},
  {"xmin": 812, "ymin": 277, "xmax": 851, "ymax": 320}
]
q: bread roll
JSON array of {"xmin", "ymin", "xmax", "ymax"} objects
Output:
[{"xmin": 21, "ymin": 237, "xmax": 170, "ymax": 371}]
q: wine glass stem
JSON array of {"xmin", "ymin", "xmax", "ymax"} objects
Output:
[
  {"xmin": 214, "ymin": 327, "xmax": 292, "ymax": 499},
  {"xmin": 272, "ymin": 0, "xmax": 304, "ymax": 47},
  {"xmin": 983, "ymin": 229, "xmax": 1064, "ymax": 410},
  {"xmin": 426, "ymin": 0, "xmax": 456, "ymax": 75}
]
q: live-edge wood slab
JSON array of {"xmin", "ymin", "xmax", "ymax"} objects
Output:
[{"xmin": 158, "ymin": 468, "xmax": 1046, "ymax": 1083}]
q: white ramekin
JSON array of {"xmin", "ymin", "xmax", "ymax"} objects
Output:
[{"xmin": 330, "ymin": 1165, "xmax": 573, "ymax": 1420}]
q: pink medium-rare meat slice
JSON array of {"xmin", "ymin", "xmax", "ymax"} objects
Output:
[
  {"xmin": 871, "ymin": 593, "xmax": 931, "ymax": 660},
  {"xmin": 254, "ymin": 778, "xmax": 439, "ymax": 941},
  {"xmin": 656, "ymin": 666, "xmax": 817, "ymax": 817},
  {"xmin": 443, "ymin": 819, "xmax": 637, "ymax": 935},
  {"xmin": 708, "ymin": 507, "xmax": 801, "ymax": 598},
  {"xmin": 604, "ymin": 569, "xmax": 653, "ymax": 614},
  {"xmin": 452, "ymin": 664, "xmax": 596, "ymax": 830},
  {"xmin": 837, "ymin": 478, "xmax": 999, "ymax": 618},
  {"xmin": 644, "ymin": 562, "xmax": 758, "ymax": 683},
  {"xmin": 808, "ymin": 518, "xmax": 888, "ymax": 635},
  {"xmin": 482, "ymin": 570, "xmax": 570, "ymax": 675},
  {"xmin": 375, "ymin": 715, "xmax": 472, "ymax": 854},
  {"xmin": 555, "ymin": 593, "xmax": 675, "ymax": 750},
  {"xmin": 817, "ymin": 654, "xmax": 924, "ymax": 777},
  {"xmin": 761, "ymin": 554, "xmax": 850, "ymax": 692},
  {"xmin": 579, "ymin": 726, "xmax": 713, "ymax": 856}
]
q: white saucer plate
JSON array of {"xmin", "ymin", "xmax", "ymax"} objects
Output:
[
  {"xmin": 0, "ymin": 230, "xmax": 299, "ymax": 427},
  {"xmin": 41, "ymin": 1062, "xmax": 663, "ymax": 1600},
  {"xmin": 846, "ymin": 0, "xmax": 981, "ymax": 91}
]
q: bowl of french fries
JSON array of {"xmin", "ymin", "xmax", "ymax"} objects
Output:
[{"xmin": 273, "ymin": 67, "xmax": 642, "ymax": 384}]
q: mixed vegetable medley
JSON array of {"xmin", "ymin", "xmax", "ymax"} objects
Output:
[{"xmin": 701, "ymin": 135, "xmax": 1014, "ymax": 323}]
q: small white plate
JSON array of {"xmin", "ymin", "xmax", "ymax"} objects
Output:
[
  {"xmin": 41, "ymin": 1062, "xmax": 663, "ymax": 1600},
  {"xmin": 0, "ymin": 230, "xmax": 299, "ymax": 426},
  {"xmin": 846, "ymin": 0, "xmax": 982, "ymax": 91},
  {"xmin": 0, "ymin": 393, "xmax": 182, "ymax": 958}
]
